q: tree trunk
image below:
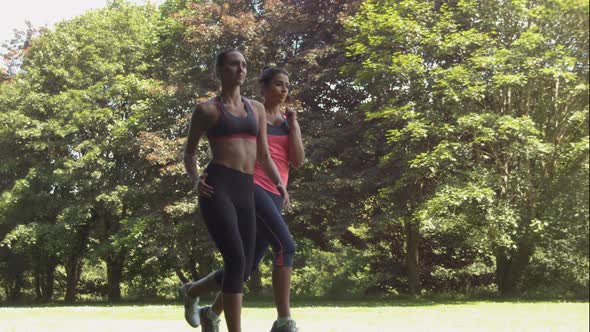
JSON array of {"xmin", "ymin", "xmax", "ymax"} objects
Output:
[
  {"xmin": 63, "ymin": 221, "xmax": 90, "ymax": 303},
  {"xmin": 195, "ymin": 249, "xmax": 216, "ymax": 281},
  {"xmin": 35, "ymin": 266, "xmax": 42, "ymax": 301},
  {"xmin": 188, "ymin": 254, "xmax": 200, "ymax": 281},
  {"xmin": 495, "ymin": 238, "xmax": 534, "ymax": 297},
  {"xmin": 34, "ymin": 255, "xmax": 58, "ymax": 303},
  {"xmin": 8, "ymin": 270, "xmax": 24, "ymax": 303},
  {"xmin": 405, "ymin": 219, "xmax": 420, "ymax": 295},
  {"xmin": 176, "ymin": 269, "xmax": 189, "ymax": 284},
  {"xmin": 7, "ymin": 253, "xmax": 26, "ymax": 303},
  {"xmin": 106, "ymin": 250, "xmax": 126, "ymax": 302},
  {"xmin": 41, "ymin": 260, "xmax": 56, "ymax": 302},
  {"xmin": 64, "ymin": 254, "xmax": 83, "ymax": 303}
]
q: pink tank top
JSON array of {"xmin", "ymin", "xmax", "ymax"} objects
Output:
[{"xmin": 253, "ymin": 118, "xmax": 290, "ymax": 195}]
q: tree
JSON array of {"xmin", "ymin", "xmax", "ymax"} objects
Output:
[
  {"xmin": 345, "ymin": 0, "xmax": 588, "ymax": 296},
  {"xmin": 157, "ymin": 0, "xmax": 368, "ymax": 293},
  {"xmin": 1, "ymin": 0, "xmax": 174, "ymax": 302}
]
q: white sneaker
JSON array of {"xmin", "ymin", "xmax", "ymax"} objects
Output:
[
  {"xmin": 270, "ymin": 319, "xmax": 298, "ymax": 332},
  {"xmin": 178, "ymin": 283, "xmax": 200, "ymax": 327},
  {"xmin": 200, "ymin": 306, "xmax": 221, "ymax": 332}
]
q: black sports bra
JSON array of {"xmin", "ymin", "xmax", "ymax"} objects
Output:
[{"xmin": 206, "ymin": 96, "xmax": 259, "ymax": 141}]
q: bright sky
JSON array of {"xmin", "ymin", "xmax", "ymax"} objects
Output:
[{"xmin": 0, "ymin": 0, "xmax": 164, "ymax": 47}]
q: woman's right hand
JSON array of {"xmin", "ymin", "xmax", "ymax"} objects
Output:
[
  {"xmin": 195, "ymin": 173, "xmax": 214, "ymax": 198},
  {"xmin": 277, "ymin": 184, "xmax": 291, "ymax": 210}
]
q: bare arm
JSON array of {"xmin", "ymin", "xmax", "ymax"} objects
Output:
[
  {"xmin": 183, "ymin": 103, "xmax": 216, "ymax": 185},
  {"xmin": 286, "ymin": 108, "xmax": 305, "ymax": 169}
]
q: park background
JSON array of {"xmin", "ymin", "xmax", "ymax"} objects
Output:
[{"xmin": 0, "ymin": 0, "xmax": 588, "ymax": 308}]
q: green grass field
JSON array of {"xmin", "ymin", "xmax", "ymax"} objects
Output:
[{"xmin": 0, "ymin": 301, "xmax": 587, "ymax": 332}]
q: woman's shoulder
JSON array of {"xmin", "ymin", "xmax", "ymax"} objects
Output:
[
  {"xmin": 193, "ymin": 98, "xmax": 220, "ymax": 121},
  {"xmin": 243, "ymin": 97, "xmax": 264, "ymax": 112},
  {"xmin": 196, "ymin": 97, "xmax": 220, "ymax": 110}
]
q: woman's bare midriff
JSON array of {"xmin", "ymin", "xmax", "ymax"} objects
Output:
[{"xmin": 209, "ymin": 139, "xmax": 257, "ymax": 174}]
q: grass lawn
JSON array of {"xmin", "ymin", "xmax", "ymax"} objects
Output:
[{"xmin": 0, "ymin": 300, "xmax": 587, "ymax": 332}]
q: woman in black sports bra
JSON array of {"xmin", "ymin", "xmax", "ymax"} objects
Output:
[{"xmin": 181, "ymin": 49, "xmax": 289, "ymax": 332}]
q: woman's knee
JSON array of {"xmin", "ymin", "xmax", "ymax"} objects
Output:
[
  {"xmin": 225, "ymin": 251, "xmax": 246, "ymax": 274},
  {"xmin": 274, "ymin": 236, "xmax": 296, "ymax": 267},
  {"xmin": 242, "ymin": 267, "xmax": 253, "ymax": 283},
  {"xmin": 222, "ymin": 253, "xmax": 247, "ymax": 292},
  {"xmin": 240, "ymin": 256, "xmax": 256, "ymax": 282},
  {"xmin": 284, "ymin": 236, "xmax": 296, "ymax": 257}
]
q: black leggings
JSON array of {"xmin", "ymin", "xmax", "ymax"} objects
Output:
[
  {"xmin": 212, "ymin": 185, "xmax": 296, "ymax": 288},
  {"xmin": 198, "ymin": 163, "xmax": 256, "ymax": 293}
]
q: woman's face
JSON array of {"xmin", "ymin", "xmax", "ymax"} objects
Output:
[
  {"xmin": 218, "ymin": 51, "xmax": 247, "ymax": 86},
  {"xmin": 263, "ymin": 73, "xmax": 290, "ymax": 105}
]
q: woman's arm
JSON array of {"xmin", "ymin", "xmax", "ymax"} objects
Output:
[
  {"xmin": 183, "ymin": 103, "xmax": 216, "ymax": 196},
  {"xmin": 286, "ymin": 108, "xmax": 305, "ymax": 169}
]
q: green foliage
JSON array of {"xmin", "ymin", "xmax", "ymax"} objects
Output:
[
  {"xmin": 0, "ymin": 0, "xmax": 587, "ymax": 303},
  {"xmin": 344, "ymin": 0, "xmax": 589, "ymax": 296},
  {"xmin": 289, "ymin": 239, "xmax": 377, "ymax": 297}
]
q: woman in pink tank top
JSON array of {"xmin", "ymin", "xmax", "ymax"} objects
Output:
[{"xmin": 252, "ymin": 66, "xmax": 304, "ymax": 332}]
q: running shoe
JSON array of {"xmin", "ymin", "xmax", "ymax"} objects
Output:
[
  {"xmin": 178, "ymin": 283, "xmax": 200, "ymax": 328},
  {"xmin": 199, "ymin": 305, "xmax": 221, "ymax": 332},
  {"xmin": 270, "ymin": 319, "xmax": 298, "ymax": 332}
]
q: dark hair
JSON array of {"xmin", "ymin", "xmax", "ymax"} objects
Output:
[
  {"xmin": 216, "ymin": 49, "xmax": 242, "ymax": 67},
  {"xmin": 259, "ymin": 65, "xmax": 289, "ymax": 87}
]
